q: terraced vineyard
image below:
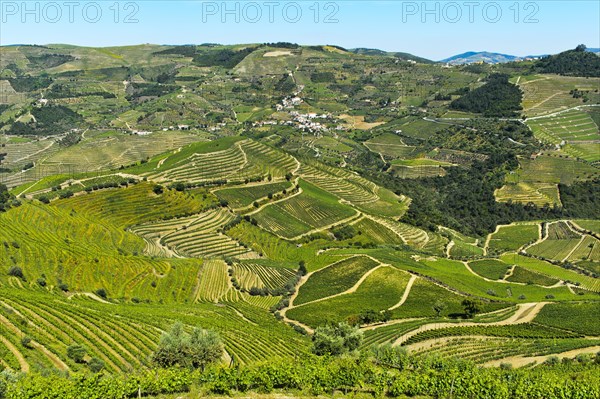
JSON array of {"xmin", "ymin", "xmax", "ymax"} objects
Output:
[
  {"xmin": 214, "ymin": 181, "xmax": 293, "ymax": 210},
  {"xmin": 527, "ymin": 110, "xmax": 600, "ymax": 162},
  {"xmin": 519, "ymin": 75, "xmax": 600, "ymax": 116},
  {"xmin": 1, "ymin": 42, "xmax": 600, "ymax": 386},
  {"xmin": 132, "ymin": 208, "xmax": 253, "ymax": 258},
  {"xmin": 495, "ymin": 182, "xmax": 561, "ymax": 206},
  {"xmin": 299, "ymin": 163, "xmax": 409, "ymax": 218},
  {"xmin": 287, "ymin": 266, "xmax": 412, "ymax": 328},
  {"xmin": 149, "ymin": 140, "xmax": 248, "ymax": 183},
  {"xmin": 253, "ymin": 179, "xmax": 357, "ymax": 239},
  {"xmin": 294, "ymin": 256, "xmax": 380, "ymax": 305},
  {"xmin": 232, "ymin": 262, "xmax": 297, "ymax": 291},
  {"xmin": 411, "ymin": 337, "xmax": 600, "ymax": 365},
  {"xmin": 487, "ymin": 223, "xmax": 540, "ymax": 253}
]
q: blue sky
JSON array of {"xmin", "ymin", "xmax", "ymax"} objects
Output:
[{"xmin": 1, "ymin": 1, "xmax": 598, "ymax": 60}]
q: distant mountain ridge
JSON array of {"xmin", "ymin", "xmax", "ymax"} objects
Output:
[{"xmin": 440, "ymin": 47, "xmax": 599, "ymax": 65}]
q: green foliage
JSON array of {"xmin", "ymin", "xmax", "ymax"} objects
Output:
[
  {"xmin": 311, "ymin": 72, "xmax": 336, "ymax": 83},
  {"xmin": 25, "ymin": 53, "xmax": 74, "ymax": 69},
  {"xmin": 535, "ymin": 302, "xmax": 600, "ymax": 335},
  {"xmin": 193, "ymin": 47, "xmax": 257, "ymax": 68},
  {"xmin": 331, "ymin": 224, "xmax": 356, "ymax": 240},
  {"xmin": 2, "ymin": 354, "xmax": 599, "ymax": 399},
  {"xmin": 295, "ymin": 256, "xmax": 378, "ymax": 305},
  {"xmin": 535, "ymin": 45, "xmax": 600, "ymax": 77},
  {"xmin": 7, "ymin": 76, "xmax": 53, "ymax": 92},
  {"xmin": 506, "ymin": 266, "xmax": 559, "ymax": 286},
  {"xmin": 7, "ymin": 105, "xmax": 83, "ymax": 136},
  {"xmin": 462, "ymin": 299, "xmax": 482, "ymax": 318},
  {"xmin": 7, "ymin": 266, "xmax": 24, "ymax": 280},
  {"xmin": 67, "ymin": 344, "xmax": 87, "ymax": 363},
  {"xmin": 469, "ymin": 259, "xmax": 511, "ymax": 280},
  {"xmin": 450, "ymin": 74, "xmax": 523, "ymax": 117},
  {"xmin": 88, "ymin": 357, "xmax": 105, "ymax": 373},
  {"xmin": 404, "ymin": 322, "xmax": 582, "ymax": 345},
  {"xmin": 311, "ymin": 322, "xmax": 363, "ymax": 356},
  {"xmin": 152, "ymin": 322, "xmax": 223, "ymax": 370}
]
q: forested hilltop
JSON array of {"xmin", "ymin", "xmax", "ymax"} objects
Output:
[{"xmin": 0, "ymin": 42, "xmax": 599, "ymax": 397}]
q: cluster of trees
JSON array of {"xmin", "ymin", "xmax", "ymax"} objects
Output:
[
  {"xmin": 347, "ymin": 309, "xmax": 392, "ymax": 326},
  {"xmin": 25, "ymin": 53, "xmax": 74, "ymax": 69},
  {"xmin": 535, "ymin": 45, "xmax": 600, "ymax": 77},
  {"xmin": 6, "ymin": 105, "xmax": 83, "ymax": 136},
  {"xmin": 57, "ymin": 131, "xmax": 82, "ymax": 147},
  {"xmin": 311, "ymin": 72, "xmax": 336, "ymax": 83},
  {"xmin": 0, "ymin": 183, "xmax": 19, "ymax": 212},
  {"xmin": 152, "ymin": 323, "xmax": 223, "ymax": 371},
  {"xmin": 192, "ymin": 47, "xmax": 257, "ymax": 69},
  {"xmin": 126, "ymin": 83, "xmax": 178, "ymax": 100},
  {"xmin": 7, "ymin": 75, "xmax": 53, "ymax": 92},
  {"xmin": 45, "ymin": 84, "xmax": 116, "ymax": 99},
  {"xmin": 450, "ymin": 74, "xmax": 523, "ymax": 117},
  {"xmin": 311, "ymin": 322, "xmax": 363, "ymax": 356}
]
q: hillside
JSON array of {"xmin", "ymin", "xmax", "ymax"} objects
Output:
[
  {"xmin": 0, "ymin": 43, "xmax": 599, "ymax": 397},
  {"xmin": 535, "ymin": 45, "xmax": 600, "ymax": 77}
]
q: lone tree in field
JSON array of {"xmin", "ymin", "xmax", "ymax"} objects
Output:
[
  {"xmin": 312, "ymin": 322, "xmax": 363, "ymax": 356},
  {"xmin": 152, "ymin": 322, "xmax": 223, "ymax": 370},
  {"xmin": 462, "ymin": 299, "xmax": 482, "ymax": 319}
]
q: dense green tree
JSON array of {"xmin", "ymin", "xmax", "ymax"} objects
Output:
[
  {"xmin": 462, "ymin": 299, "xmax": 482, "ymax": 319},
  {"xmin": 152, "ymin": 322, "xmax": 223, "ymax": 370},
  {"xmin": 312, "ymin": 322, "xmax": 363, "ymax": 356},
  {"xmin": 66, "ymin": 344, "xmax": 87, "ymax": 363}
]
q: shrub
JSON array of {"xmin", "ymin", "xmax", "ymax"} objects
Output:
[
  {"xmin": 21, "ymin": 336, "xmax": 32, "ymax": 348},
  {"xmin": 67, "ymin": 344, "xmax": 87, "ymax": 363},
  {"xmin": 312, "ymin": 322, "xmax": 363, "ymax": 356},
  {"xmin": 152, "ymin": 322, "xmax": 223, "ymax": 371},
  {"xmin": 95, "ymin": 288, "xmax": 108, "ymax": 299},
  {"xmin": 7, "ymin": 266, "xmax": 24, "ymax": 279},
  {"xmin": 88, "ymin": 357, "xmax": 105, "ymax": 373},
  {"xmin": 462, "ymin": 299, "xmax": 482, "ymax": 318}
]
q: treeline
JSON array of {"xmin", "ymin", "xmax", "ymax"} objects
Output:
[
  {"xmin": 1, "ymin": 349, "xmax": 598, "ymax": 398},
  {"xmin": 450, "ymin": 74, "xmax": 523, "ymax": 117},
  {"xmin": 535, "ymin": 45, "xmax": 600, "ymax": 77}
]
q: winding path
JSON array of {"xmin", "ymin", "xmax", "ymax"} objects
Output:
[
  {"xmin": 388, "ymin": 275, "xmax": 418, "ymax": 311},
  {"xmin": 391, "ymin": 302, "xmax": 548, "ymax": 347}
]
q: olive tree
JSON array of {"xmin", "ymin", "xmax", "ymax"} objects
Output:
[
  {"xmin": 312, "ymin": 322, "xmax": 363, "ymax": 356},
  {"xmin": 152, "ymin": 322, "xmax": 223, "ymax": 370}
]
